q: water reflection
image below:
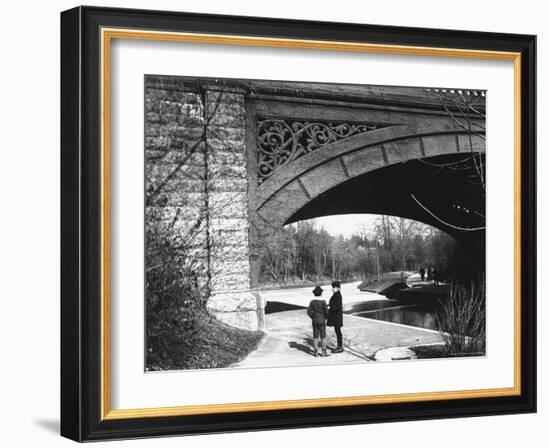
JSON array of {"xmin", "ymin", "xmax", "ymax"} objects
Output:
[{"xmin": 354, "ymin": 304, "xmax": 439, "ymax": 330}]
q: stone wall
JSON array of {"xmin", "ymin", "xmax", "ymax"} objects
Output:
[
  {"xmin": 145, "ymin": 77, "xmax": 210, "ymax": 299},
  {"xmin": 145, "ymin": 76, "xmax": 263, "ymax": 331}
]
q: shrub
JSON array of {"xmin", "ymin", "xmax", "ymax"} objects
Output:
[
  {"xmin": 145, "ymin": 217, "xmax": 263, "ymax": 370},
  {"xmin": 435, "ymin": 277, "xmax": 486, "ymax": 356},
  {"xmin": 145, "ymin": 217, "xmax": 210, "ymax": 370}
]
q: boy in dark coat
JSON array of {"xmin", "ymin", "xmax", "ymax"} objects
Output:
[
  {"xmin": 307, "ymin": 285, "xmax": 330, "ymax": 357},
  {"xmin": 327, "ymin": 280, "xmax": 344, "ymax": 353}
]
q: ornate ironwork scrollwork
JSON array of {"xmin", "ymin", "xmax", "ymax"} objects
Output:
[{"xmin": 256, "ymin": 118, "xmax": 388, "ymax": 183}]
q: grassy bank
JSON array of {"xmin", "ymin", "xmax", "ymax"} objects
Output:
[{"xmin": 146, "ymin": 316, "xmax": 264, "ymax": 371}]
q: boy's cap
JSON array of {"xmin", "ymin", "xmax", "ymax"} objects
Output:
[
  {"xmin": 312, "ymin": 285, "xmax": 323, "ymax": 296},
  {"xmin": 331, "ymin": 280, "xmax": 341, "ymax": 288}
]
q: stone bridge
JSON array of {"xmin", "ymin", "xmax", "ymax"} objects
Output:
[{"xmin": 145, "ymin": 76, "xmax": 486, "ymax": 331}]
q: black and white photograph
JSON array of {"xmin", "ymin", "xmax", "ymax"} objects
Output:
[
  {"xmin": 0, "ymin": 0, "xmax": 542, "ymax": 444},
  {"xmin": 144, "ymin": 75, "xmax": 486, "ymax": 371}
]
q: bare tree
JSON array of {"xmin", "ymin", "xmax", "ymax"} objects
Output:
[{"xmin": 389, "ymin": 217, "xmax": 418, "ymax": 271}]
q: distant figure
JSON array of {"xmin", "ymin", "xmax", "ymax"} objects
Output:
[
  {"xmin": 307, "ymin": 285, "xmax": 330, "ymax": 357},
  {"xmin": 327, "ymin": 280, "xmax": 344, "ymax": 353},
  {"xmin": 419, "ymin": 267, "xmax": 426, "ymax": 282},
  {"xmin": 427, "ymin": 266, "xmax": 433, "ymax": 282},
  {"xmin": 432, "ymin": 268, "xmax": 439, "ymax": 286}
]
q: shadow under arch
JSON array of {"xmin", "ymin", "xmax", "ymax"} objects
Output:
[{"xmin": 286, "ymin": 153, "xmax": 485, "ymax": 244}]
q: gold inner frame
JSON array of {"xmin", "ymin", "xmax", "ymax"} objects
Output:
[{"xmin": 100, "ymin": 27, "xmax": 522, "ymax": 421}]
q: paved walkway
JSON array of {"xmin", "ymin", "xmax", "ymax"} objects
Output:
[{"xmin": 234, "ymin": 309, "xmax": 443, "ymax": 369}]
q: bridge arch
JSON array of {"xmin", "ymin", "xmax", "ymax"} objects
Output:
[
  {"xmin": 253, "ymin": 124, "xmax": 485, "ymax": 230},
  {"xmin": 145, "ymin": 75, "xmax": 486, "ymax": 329}
]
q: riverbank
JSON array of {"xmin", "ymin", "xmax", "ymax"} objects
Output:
[
  {"xmin": 259, "ymin": 280, "xmax": 382, "ymax": 310},
  {"xmin": 412, "ymin": 344, "xmax": 486, "ymax": 359}
]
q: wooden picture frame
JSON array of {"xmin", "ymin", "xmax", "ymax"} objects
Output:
[{"xmin": 61, "ymin": 5, "xmax": 536, "ymax": 441}]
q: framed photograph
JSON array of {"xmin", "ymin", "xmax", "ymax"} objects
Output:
[{"xmin": 60, "ymin": 6, "xmax": 536, "ymax": 442}]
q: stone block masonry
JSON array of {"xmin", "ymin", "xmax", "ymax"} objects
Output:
[
  {"xmin": 145, "ymin": 78, "xmax": 210, "ymax": 305},
  {"xmin": 145, "ymin": 76, "xmax": 263, "ymax": 331},
  {"xmin": 204, "ymin": 90, "xmax": 261, "ymax": 329}
]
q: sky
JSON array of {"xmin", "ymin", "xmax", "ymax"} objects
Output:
[{"xmin": 297, "ymin": 214, "xmax": 381, "ymax": 238}]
